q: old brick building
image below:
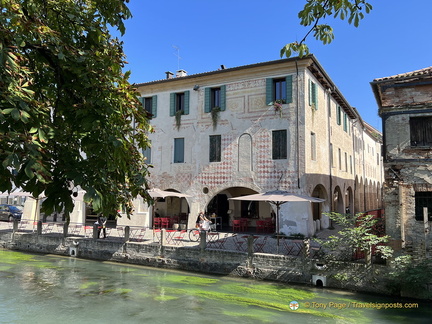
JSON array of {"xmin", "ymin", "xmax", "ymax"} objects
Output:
[{"xmin": 371, "ymin": 66, "xmax": 432, "ymax": 254}]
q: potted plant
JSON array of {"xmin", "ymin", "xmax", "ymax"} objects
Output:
[
  {"xmin": 175, "ymin": 109, "xmax": 183, "ymax": 130},
  {"xmin": 211, "ymin": 106, "xmax": 221, "ymax": 129},
  {"xmin": 269, "ymin": 99, "xmax": 286, "ymax": 118}
]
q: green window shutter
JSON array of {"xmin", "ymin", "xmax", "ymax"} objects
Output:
[
  {"xmin": 152, "ymin": 95, "xmax": 157, "ymax": 118},
  {"xmin": 285, "ymin": 75, "xmax": 293, "ymax": 103},
  {"xmin": 313, "ymin": 82, "xmax": 318, "ymax": 110},
  {"xmin": 170, "ymin": 93, "xmax": 175, "ymax": 116},
  {"xmin": 183, "ymin": 90, "xmax": 190, "ymax": 115},
  {"xmin": 220, "ymin": 85, "xmax": 226, "ymax": 111},
  {"xmin": 343, "ymin": 112, "xmax": 348, "ymax": 132},
  {"xmin": 337, "ymin": 106, "xmax": 341, "ymax": 125},
  {"xmin": 266, "ymin": 78, "xmax": 273, "ymax": 104},
  {"xmin": 204, "ymin": 87, "xmax": 211, "ymax": 113},
  {"xmin": 309, "ymin": 80, "xmax": 318, "ymax": 109}
]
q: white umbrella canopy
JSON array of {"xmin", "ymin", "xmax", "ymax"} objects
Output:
[
  {"xmin": 229, "ymin": 190, "xmax": 325, "ymax": 204},
  {"xmin": 230, "ymin": 190, "xmax": 325, "ymax": 250},
  {"xmin": 147, "ymin": 188, "xmax": 191, "ymax": 199},
  {"xmin": 147, "ymin": 188, "xmax": 191, "ymax": 230}
]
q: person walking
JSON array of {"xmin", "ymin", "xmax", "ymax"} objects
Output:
[{"xmin": 96, "ymin": 215, "xmax": 107, "ymax": 238}]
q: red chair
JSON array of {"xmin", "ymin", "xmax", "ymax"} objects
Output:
[
  {"xmin": 153, "ymin": 218, "xmax": 161, "ymax": 229},
  {"xmin": 264, "ymin": 219, "xmax": 274, "ymax": 233},
  {"xmin": 240, "ymin": 218, "xmax": 248, "ymax": 232},
  {"xmin": 256, "ymin": 220, "xmax": 266, "ymax": 233},
  {"xmin": 232, "ymin": 219, "xmax": 242, "ymax": 232},
  {"xmin": 161, "ymin": 217, "xmax": 169, "ymax": 229}
]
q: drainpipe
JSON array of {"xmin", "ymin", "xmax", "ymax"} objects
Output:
[
  {"xmin": 327, "ymin": 89, "xmax": 333, "ymax": 211},
  {"xmin": 295, "ymin": 59, "xmax": 300, "ymax": 189},
  {"xmin": 352, "ymin": 119, "xmax": 358, "ymax": 215},
  {"xmin": 362, "ymin": 127, "xmax": 367, "ymax": 211}
]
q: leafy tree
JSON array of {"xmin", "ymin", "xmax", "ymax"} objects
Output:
[
  {"xmin": 0, "ymin": 0, "xmax": 152, "ymax": 217},
  {"xmin": 319, "ymin": 212, "xmax": 393, "ymax": 262},
  {"xmin": 387, "ymin": 256, "xmax": 432, "ymax": 298},
  {"xmin": 281, "ymin": 0, "xmax": 373, "ymax": 58}
]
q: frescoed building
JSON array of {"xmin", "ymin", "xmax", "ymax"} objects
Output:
[{"xmin": 131, "ymin": 55, "xmax": 383, "ymax": 236}]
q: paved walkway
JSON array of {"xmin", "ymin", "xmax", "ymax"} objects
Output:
[{"xmin": 0, "ymin": 220, "xmax": 330, "ymax": 256}]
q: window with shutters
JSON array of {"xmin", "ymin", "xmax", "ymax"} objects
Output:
[
  {"xmin": 410, "ymin": 116, "xmax": 432, "ymax": 147},
  {"xmin": 174, "ymin": 138, "xmax": 184, "ymax": 163},
  {"xmin": 272, "ymin": 130, "xmax": 287, "ymax": 159},
  {"xmin": 170, "ymin": 91, "xmax": 190, "ymax": 116},
  {"xmin": 343, "ymin": 112, "xmax": 348, "ymax": 132},
  {"xmin": 209, "ymin": 135, "xmax": 221, "ymax": 162},
  {"xmin": 266, "ymin": 76, "xmax": 293, "ymax": 104},
  {"xmin": 336, "ymin": 106, "xmax": 342, "ymax": 125},
  {"xmin": 139, "ymin": 95, "xmax": 157, "ymax": 118},
  {"xmin": 211, "ymin": 88, "xmax": 221, "ymax": 108},
  {"xmin": 273, "ymin": 78, "xmax": 286, "ymax": 102},
  {"xmin": 308, "ymin": 80, "xmax": 318, "ymax": 109},
  {"xmin": 176, "ymin": 93, "xmax": 184, "ymax": 112},
  {"xmin": 204, "ymin": 86, "xmax": 226, "ymax": 113}
]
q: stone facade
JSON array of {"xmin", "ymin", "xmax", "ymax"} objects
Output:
[
  {"xmin": 371, "ymin": 67, "xmax": 432, "ymax": 254},
  {"xmin": 133, "ymin": 55, "xmax": 383, "ymax": 237}
]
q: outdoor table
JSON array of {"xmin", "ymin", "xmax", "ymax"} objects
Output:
[
  {"xmin": 165, "ymin": 229, "xmax": 177, "ymax": 244},
  {"xmin": 41, "ymin": 222, "xmax": 54, "ymax": 234},
  {"xmin": 233, "ymin": 235, "xmax": 245, "ymax": 251},
  {"xmin": 206, "ymin": 232, "xmax": 220, "ymax": 248},
  {"xmin": 291, "ymin": 240, "xmax": 305, "ymax": 256},
  {"xmin": 254, "ymin": 236, "xmax": 268, "ymax": 253},
  {"xmin": 172, "ymin": 230, "xmax": 186, "ymax": 246}
]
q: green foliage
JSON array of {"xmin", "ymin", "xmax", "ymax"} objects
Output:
[
  {"xmin": 281, "ymin": 0, "xmax": 373, "ymax": 58},
  {"xmin": 319, "ymin": 212, "xmax": 393, "ymax": 261},
  {"xmin": 211, "ymin": 106, "xmax": 220, "ymax": 129},
  {"xmin": 0, "ymin": 1, "xmax": 153, "ymax": 217},
  {"xmin": 387, "ymin": 256, "xmax": 432, "ymax": 297},
  {"xmin": 175, "ymin": 109, "xmax": 183, "ymax": 130}
]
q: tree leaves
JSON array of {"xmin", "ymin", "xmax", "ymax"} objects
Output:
[
  {"xmin": 0, "ymin": 0, "xmax": 152, "ymax": 218},
  {"xmin": 281, "ymin": 0, "xmax": 373, "ymax": 58}
]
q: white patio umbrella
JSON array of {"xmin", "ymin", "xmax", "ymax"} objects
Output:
[
  {"xmin": 147, "ymin": 188, "xmax": 191, "ymax": 199},
  {"xmin": 147, "ymin": 188, "xmax": 191, "ymax": 229},
  {"xmin": 229, "ymin": 190, "xmax": 325, "ymax": 251}
]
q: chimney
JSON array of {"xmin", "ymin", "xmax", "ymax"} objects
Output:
[
  {"xmin": 165, "ymin": 71, "xmax": 174, "ymax": 79},
  {"xmin": 176, "ymin": 69, "xmax": 187, "ymax": 78}
]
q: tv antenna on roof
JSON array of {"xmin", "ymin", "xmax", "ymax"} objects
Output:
[{"xmin": 172, "ymin": 45, "xmax": 182, "ymax": 70}]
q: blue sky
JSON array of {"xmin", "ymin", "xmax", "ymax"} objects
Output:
[{"xmin": 117, "ymin": 0, "xmax": 432, "ymax": 132}]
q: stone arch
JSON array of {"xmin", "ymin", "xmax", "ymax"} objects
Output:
[
  {"xmin": 312, "ymin": 184, "xmax": 330, "ymax": 229},
  {"xmin": 333, "ymin": 186, "xmax": 344, "ymax": 214},
  {"xmin": 345, "ymin": 186, "xmax": 354, "ymax": 215},
  {"xmin": 311, "ymin": 184, "xmax": 328, "ymax": 220},
  {"xmin": 207, "ymin": 186, "xmax": 260, "ymax": 229}
]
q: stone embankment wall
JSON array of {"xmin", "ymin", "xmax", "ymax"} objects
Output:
[{"xmin": 0, "ymin": 229, "xmax": 407, "ymax": 298}]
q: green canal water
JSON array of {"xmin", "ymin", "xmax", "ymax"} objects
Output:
[{"xmin": 0, "ymin": 250, "xmax": 430, "ymax": 324}]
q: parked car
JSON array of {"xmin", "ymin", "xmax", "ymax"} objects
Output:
[{"xmin": 0, "ymin": 204, "xmax": 22, "ymax": 222}]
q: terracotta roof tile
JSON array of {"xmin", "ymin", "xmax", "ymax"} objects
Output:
[{"xmin": 373, "ymin": 66, "xmax": 432, "ymax": 82}]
